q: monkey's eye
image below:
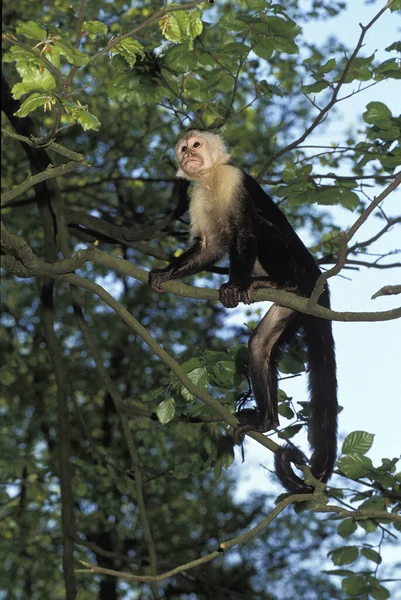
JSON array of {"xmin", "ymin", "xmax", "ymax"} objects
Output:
[
  {"xmin": 193, "ymin": 141, "xmax": 201, "ymax": 148},
  {"xmin": 181, "ymin": 145, "xmax": 187, "ymax": 152}
]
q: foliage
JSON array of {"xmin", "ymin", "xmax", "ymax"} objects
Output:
[{"xmin": 1, "ymin": 1, "xmax": 400, "ymax": 599}]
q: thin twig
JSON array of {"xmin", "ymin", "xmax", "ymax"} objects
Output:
[
  {"xmin": 257, "ymin": 2, "xmax": 393, "ymax": 177},
  {"xmin": 307, "ymin": 172, "xmax": 401, "ymax": 308}
]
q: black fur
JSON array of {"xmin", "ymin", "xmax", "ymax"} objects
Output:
[{"xmin": 149, "ymin": 166, "xmax": 337, "ymax": 494}]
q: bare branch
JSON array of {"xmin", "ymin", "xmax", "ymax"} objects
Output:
[
  {"xmin": 257, "ymin": 2, "xmax": 393, "ymax": 177},
  {"xmin": 77, "ymin": 491, "xmax": 400, "ymax": 583},
  {"xmin": 372, "ymin": 285, "xmax": 401, "ymax": 300},
  {"xmin": 307, "ymin": 172, "xmax": 401, "ymax": 308},
  {"xmin": 1, "ymin": 159, "xmax": 86, "ymax": 204}
]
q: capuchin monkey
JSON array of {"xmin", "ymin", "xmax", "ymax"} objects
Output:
[{"xmin": 149, "ymin": 130, "xmax": 337, "ymax": 493}]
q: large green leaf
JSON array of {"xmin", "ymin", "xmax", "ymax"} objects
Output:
[
  {"xmin": 16, "ymin": 21, "xmax": 46, "ymax": 41},
  {"xmin": 342, "ymin": 431, "xmax": 374, "ymax": 455}
]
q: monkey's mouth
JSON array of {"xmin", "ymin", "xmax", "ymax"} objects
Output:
[{"xmin": 182, "ymin": 155, "xmax": 203, "ymax": 170}]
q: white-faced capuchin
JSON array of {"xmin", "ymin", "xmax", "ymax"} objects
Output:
[{"xmin": 149, "ymin": 129, "xmax": 337, "ymax": 493}]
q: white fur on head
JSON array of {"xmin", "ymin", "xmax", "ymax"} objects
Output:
[{"xmin": 175, "ymin": 130, "xmax": 231, "ymax": 180}]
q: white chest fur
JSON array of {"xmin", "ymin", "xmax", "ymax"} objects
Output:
[{"xmin": 189, "ymin": 165, "xmax": 243, "ymax": 246}]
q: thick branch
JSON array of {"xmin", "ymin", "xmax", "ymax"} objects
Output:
[{"xmin": 2, "ymin": 232, "xmax": 400, "ymax": 322}]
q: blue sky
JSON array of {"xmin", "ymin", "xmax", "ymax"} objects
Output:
[{"xmin": 233, "ymin": 1, "xmax": 400, "ymax": 588}]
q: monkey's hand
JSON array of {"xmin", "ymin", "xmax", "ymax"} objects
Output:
[
  {"xmin": 219, "ymin": 280, "xmax": 254, "ymax": 308},
  {"xmin": 149, "ymin": 269, "xmax": 171, "ymax": 293}
]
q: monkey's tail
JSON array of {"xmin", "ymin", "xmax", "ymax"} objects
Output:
[{"xmin": 274, "ymin": 287, "xmax": 337, "ymax": 493}]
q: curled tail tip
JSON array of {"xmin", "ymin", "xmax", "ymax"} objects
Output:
[
  {"xmin": 274, "ymin": 445, "xmax": 312, "ymax": 494},
  {"xmin": 274, "ymin": 444, "xmax": 335, "ymax": 494}
]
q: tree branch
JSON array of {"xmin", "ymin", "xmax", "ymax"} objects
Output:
[
  {"xmin": 372, "ymin": 285, "xmax": 401, "ymax": 300},
  {"xmin": 2, "ymin": 230, "xmax": 400, "ymax": 322},
  {"xmin": 257, "ymin": 1, "xmax": 393, "ymax": 177},
  {"xmin": 90, "ymin": 0, "xmax": 206, "ymax": 64},
  {"xmin": 77, "ymin": 490, "xmax": 400, "ymax": 583},
  {"xmin": 307, "ymin": 172, "xmax": 401, "ymax": 308}
]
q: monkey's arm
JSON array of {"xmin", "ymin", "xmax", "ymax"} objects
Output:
[
  {"xmin": 219, "ymin": 208, "xmax": 259, "ymax": 308},
  {"xmin": 149, "ymin": 238, "xmax": 223, "ymax": 292}
]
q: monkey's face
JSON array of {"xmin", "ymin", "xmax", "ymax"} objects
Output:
[
  {"xmin": 175, "ymin": 131, "xmax": 230, "ymax": 180},
  {"xmin": 176, "ymin": 134, "xmax": 212, "ymax": 176}
]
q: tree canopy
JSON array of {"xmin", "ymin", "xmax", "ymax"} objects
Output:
[{"xmin": 1, "ymin": 1, "xmax": 401, "ymax": 599}]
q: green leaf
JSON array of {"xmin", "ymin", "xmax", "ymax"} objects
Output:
[
  {"xmin": 180, "ymin": 358, "xmax": 203, "ymax": 373},
  {"xmin": 385, "ymin": 41, "xmax": 401, "ymax": 52},
  {"xmin": 54, "ymin": 39, "xmax": 89, "ymax": 66},
  {"xmin": 370, "ymin": 587, "xmax": 390, "ymax": 600},
  {"xmin": 337, "ymin": 453, "xmax": 373, "ymax": 478},
  {"xmin": 340, "ymin": 191, "xmax": 360, "ymax": 211},
  {"xmin": 161, "ymin": 9, "xmax": 203, "ymax": 49},
  {"xmin": 301, "ymin": 80, "xmax": 329, "ymax": 94},
  {"xmin": 15, "ymin": 93, "xmax": 52, "ymax": 117},
  {"xmin": 342, "ymin": 574, "xmax": 365, "ymax": 596},
  {"xmin": 3, "ymin": 45, "xmax": 44, "ymax": 68},
  {"xmin": 16, "ymin": 21, "xmax": 46, "ymax": 41},
  {"xmin": 282, "ymin": 165, "xmax": 297, "ymax": 183},
  {"xmin": 280, "ymin": 424, "xmax": 303, "ymax": 439},
  {"xmin": 358, "ymin": 519, "xmax": 377, "ymax": 534},
  {"xmin": 75, "ymin": 110, "xmax": 101, "ymax": 131},
  {"xmin": 329, "ymin": 545, "xmax": 359, "ymax": 566},
  {"xmin": 371, "ymin": 585, "xmax": 391, "ymax": 600},
  {"xmin": 375, "ymin": 59, "xmax": 401, "ymax": 81},
  {"xmin": 363, "ymin": 102, "xmax": 392, "ymax": 125},
  {"xmin": 273, "ymin": 37, "xmax": 299, "ymax": 55},
  {"xmin": 83, "ymin": 20, "xmax": 107, "ymax": 36},
  {"xmin": 389, "ymin": 0, "xmax": 401, "ymax": 11},
  {"xmin": 324, "ymin": 569, "xmax": 354, "ymax": 576},
  {"xmin": 156, "ymin": 398, "xmax": 176, "ymax": 425},
  {"xmin": 164, "ymin": 44, "xmax": 198, "ymax": 71},
  {"xmin": 342, "ymin": 431, "xmax": 374, "ymax": 455},
  {"xmin": 359, "ymin": 497, "xmax": 387, "ymax": 513},
  {"xmin": 181, "ymin": 367, "xmax": 208, "ymax": 402},
  {"xmin": 245, "ymin": 0, "xmax": 267, "ymax": 10},
  {"xmin": 278, "ymin": 403, "xmax": 294, "ymax": 419},
  {"xmin": 12, "ymin": 68, "xmax": 56, "ymax": 98},
  {"xmin": 278, "ymin": 353, "xmax": 304, "ymax": 374},
  {"xmin": 337, "ymin": 518, "xmax": 357, "ymax": 538},
  {"xmin": 188, "ymin": 10, "xmax": 203, "ymax": 39},
  {"xmin": 114, "ymin": 38, "xmax": 145, "ymax": 67},
  {"xmin": 253, "ymin": 40, "xmax": 274, "ymax": 60},
  {"xmin": 319, "ymin": 58, "xmax": 336, "ymax": 73},
  {"xmin": 221, "ymin": 42, "xmax": 251, "ymax": 55},
  {"xmin": 361, "ymin": 547, "xmax": 382, "ymax": 565}
]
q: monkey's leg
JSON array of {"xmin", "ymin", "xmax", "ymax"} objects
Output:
[{"xmin": 235, "ymin": 304, "xmax": 298, "ymax": 438}]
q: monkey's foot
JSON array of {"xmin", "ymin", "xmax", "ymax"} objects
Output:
[
  {"xmin": 149, "ymin": 269, "xmax": 170, "ymax": 293},
  {"xmin": 233, "ymin": 410, "xmax": 278, "ymax": 442}
]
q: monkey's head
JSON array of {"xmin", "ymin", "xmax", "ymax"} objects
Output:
[{"xmin": 175, "ymin": 130, "xmax": 230, "ymax": 180}]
